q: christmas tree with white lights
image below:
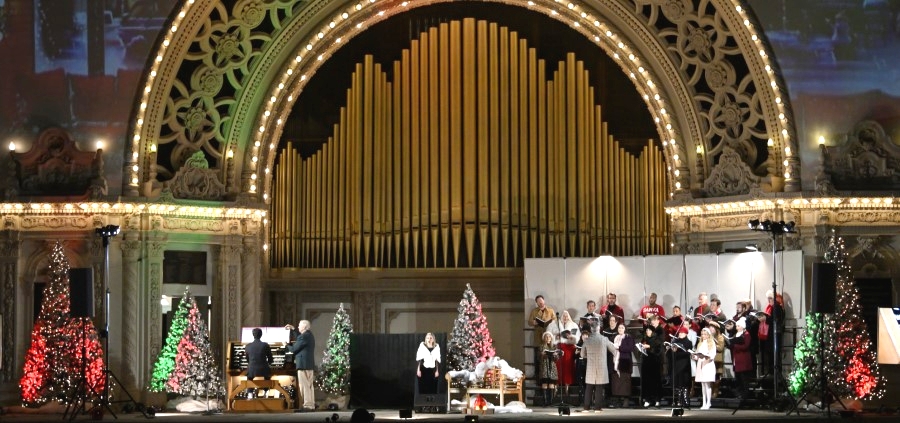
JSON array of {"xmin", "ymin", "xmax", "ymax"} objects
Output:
[
  {"xmin": 316, "ymin": 303, "xmax": 352, "ymax": 396},
  {"xmin": 20, "ymin": 242, "xmax": 105, "ymax": 407},
  {"xmin": 166, "ymin": 296, "xmax": 224, "ymax": 397},
  {"xmin": 148, "ymin": 287, "xmax": 193, "ymax": 392},
  {"xmin": 447, "ymin": 283, "xmax": 496, "ymax": 371},
  {"xmin": 825, "ymin": 233, "xmax": 883, "ymax": 399}
]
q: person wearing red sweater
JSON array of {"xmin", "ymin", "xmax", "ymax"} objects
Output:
[
  {"xmin": 639, "ymin": 293, "xmax": 666, "ymax": 326},
  {"xmin": 727, "ymin": 318, "xmax": 753, "ymax": 400}
]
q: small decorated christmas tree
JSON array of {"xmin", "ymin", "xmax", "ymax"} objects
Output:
[
  {"xmin": 148, "ymin": 288, "xmax": 193, "ymax": 392},
  {"xmin": 316, "ymin": 303, "xmax": 353, "ymax": 397},
  {"xmin": 788, "ymin": 312, "xmax": 826, "ymax": 396},
  {"xmin": 825, "ymin": 233, "xmax": 884, "ymax": 399},
  {"xmin": 20, "ymin": 241, "xmax": 105, "ymax": 406},
  {"xmin": 166, "ymin": 297, "xmax": 224, "ymax": 398},
  {"xmin": 447, "ymin": 283, "xmax": 496, "ymax": 371}
]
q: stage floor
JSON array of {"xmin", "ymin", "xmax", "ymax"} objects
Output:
[{"xmin": 3, "ymin": 406, "xmax": 898, "ymax": 422}]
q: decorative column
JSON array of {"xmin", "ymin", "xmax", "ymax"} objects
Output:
[
  {"xmin": 352, "ymin": 291, "xmax": 382, "ymax": 333},
  {"xmin": 241, "ymin": 232, "xmax": 261, "ymax": 326},
  {"xmin": 144, "ymin": 236, "xmax": 166, "ymax": 394},
  {"xmin": 219, "ymin": 240, "xmax": 243, "ymax": 342},
  {"xmin": 0, "ymin": 236, "xmax": 19, "ymax": 381},
  {"xmin": 120, "ymin": 232, "xmax": 143, "ymax": 393}
]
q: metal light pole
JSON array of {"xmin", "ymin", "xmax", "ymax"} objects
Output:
[
  {"xmin": 94, "ymin": 225, "xmax": 149, "ymax": 419},
  {"xmin": 748, "ymin": 219, "xmax": 795, "ymax": 408}
]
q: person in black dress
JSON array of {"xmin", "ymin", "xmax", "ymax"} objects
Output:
[
  {"xmin": 640, "ymin": 315, "xmax": 664, "ymax": 407},
  {"xmin": 416, "ymin": 332, "xmax": 441, "ymax": 394}
]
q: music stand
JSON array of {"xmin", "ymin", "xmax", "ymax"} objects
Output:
[
  {"xmin": 665, "ymin": 341, "xmax": 685, "ymax": 415},
  {"xmin": 94, "ymin": 225, "xmax": 149, "ymax": 419}
]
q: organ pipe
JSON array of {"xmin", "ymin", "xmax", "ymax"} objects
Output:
[{"xmin": 271, "ymin": 18, "xmax": 669, "ymax": 269}]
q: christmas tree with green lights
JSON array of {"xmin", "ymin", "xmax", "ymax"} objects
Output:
[
  {"xmin": 788, "ymin": 312, "xmax": 827, "ymax": 396},
  {"xmin": 20, "ymin": 242, "xmax": 105, "ymax": 407},
  {"xmin": 148, "ymin": 288, "xmax": 193, "ymax": 392},
  {"xmin": 826, "ymin": 233, "xmax": 883, "ymax": 399},
  {"xmin": 447, "ymin": 283, "xmax": 496, "ymax": 371},
  {"xmin": 316, "ymin": 303, "xmax": 353, "ymax": 396},
  {"xmin": 166, "ymin": 296, "xmax": 224, "ymax": 397}
]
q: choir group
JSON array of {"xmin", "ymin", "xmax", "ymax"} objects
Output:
[{"xmin": 528, "ymin": 291, "xmax": 786, "ymax": 412}]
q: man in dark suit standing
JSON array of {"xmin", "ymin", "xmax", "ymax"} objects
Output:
[
  {"xmin": 286, "ymin": 320, "xmax": 316, "ymax": 411},
  {"xmin": 245, "ymin": 328, "xmax": 273, "ymax": 381}
]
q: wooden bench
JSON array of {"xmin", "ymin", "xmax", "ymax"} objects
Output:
[{"xmin": 446, "ymin": 369, "xmax": 523, "ymax": 409}]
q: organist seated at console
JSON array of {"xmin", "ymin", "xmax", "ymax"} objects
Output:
[
  {"xmin": 245, "ymin": 328, "xmax": 273, "ymax": 380},
  {"xmin": 226, "ymin": 327, "xmax": 295, "ymax": 410}
]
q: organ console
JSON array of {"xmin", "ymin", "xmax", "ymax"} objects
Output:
[{"xmin": 225, "ymin": 327, "xmax": 296, "ymax": 411}]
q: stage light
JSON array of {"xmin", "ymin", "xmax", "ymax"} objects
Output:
[
  {"xmin": 748, "ymin": 216, "xmax": 797, "ymax": 404},
  {"xmin": 399, "ymin": 408, "xmax": 413, "ymax": 419},
  {"xmin": 558, "ymin": 406, "xmax": 571, "ymax": 415},
  {"xmin": 746, "ymin": 244, "xmax": 758, "ymax": 251},
  {"xmin": 671, "ymin": 407, "xmax": 684, "ymax": 416},
  {"xmin": 464, "ymin": 415, "xmax": 479, "ymax": 422},
  {"xmin": 95, "ymin": 224, "xmax": 120, "ymax": 237}
]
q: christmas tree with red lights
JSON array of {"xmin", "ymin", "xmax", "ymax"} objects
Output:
[
  {"xmin": 447, "ymin": 283, "xmax": 496, "ymax": 371},
  {"xmin": 20, "ymin": 242, "xmax": 105, "ymax": 407},
  {"xmin": 147, "ymin": 288, "xmax": 193, "ymax": 392},
  {"xmin": 166, "ymin": 296, "xmax": 224, "ymax": 397},
  {"xmin": 824, "ymin": 233, "xmax": 884, "ymax": 399}
]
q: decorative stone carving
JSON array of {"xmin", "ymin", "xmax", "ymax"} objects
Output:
[
  {"xmin": 7, "ymin": 127, "xmax": 107, "ymax": 200},
  {"xmin": 702, "ymin": 147, "xmax": 762, "ymax": 197},
  {"xmin": 822, "ymin": 120, "xmax": 900, "ymax": 190},
  {"xmin": 163, "ymin": 151, "xmax": 226, "ymax": 200}
]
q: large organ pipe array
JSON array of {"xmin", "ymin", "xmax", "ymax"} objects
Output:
[{"xmin": 271, "ymin": 19, "xmax": 668, "ymax": 269}]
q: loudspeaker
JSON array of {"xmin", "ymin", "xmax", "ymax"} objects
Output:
[
  {"xmin": 811, "ymin": 262, "xmax": 837, "ymax": 314},
  {"xmin": 413, "ymin": 392, "xmax": 446, "ymax": 413},
  {"xmin": 69, "ymin": 268, "xmax": 94, "ymax": 318}
]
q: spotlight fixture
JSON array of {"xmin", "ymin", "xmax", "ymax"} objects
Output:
[
  {"xmin": 746, "ymin": 244, "xmax": 759, "ymax": 251},
  {"xmin": 671, "ymin": 407, "xmax": 684, "ymax": 417},
  {"xmin": 748, "ymin": 219, "xmax": 796, "ymax": 234},
  {"xmin": 95, "ymin": 224, "xmax": 121, "ymax": 238},
  {"xmin": 465, "ymin": 415, "xmax": 479, "ymax": 422},
  {"xmin": 558, "ymin": 406, "xmax": 571, "ymax": 415},
  {"xmin": 399, "ymin": 408, "xmax": 413, "ymax": 419}
]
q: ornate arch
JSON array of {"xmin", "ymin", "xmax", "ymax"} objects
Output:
[{"xmin": 127, "ymin": 0, "xmax": 798, "ymax": 204}]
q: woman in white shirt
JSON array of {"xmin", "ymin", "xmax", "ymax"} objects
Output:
[
  {"xmin": 692, "ymin": 328, "xmax": 717, "ymax": 409},
  {"xmin": 416, "ymin": 333, "xmax": 441, "ymax": 394}
]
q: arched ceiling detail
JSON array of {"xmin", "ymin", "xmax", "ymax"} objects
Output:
[{"xmin": 127, "ymin": 0, "xmax": 798, "ymax": 205}]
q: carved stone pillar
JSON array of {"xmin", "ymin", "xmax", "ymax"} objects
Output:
[
  {"xmin": 241, "ymin": 235, "xmax": 261, "ymax": 326},
  {"xmin": 352, "ymin": 291, "xmax": 382, "ymax": 333},
  {"xmin": 0, "ymin": 235, "xmax": 19, "ymax": 382},
  {"xmin": 145, "ymin": 237, "xmax": 165, "ymax": 394},
  {"xmin": 120, "ymin": 233, "xmax": 143, "ymax": 392},
  {"xmin": 219, "ymin": 241, "xmax": 243, "ymax": 341}
]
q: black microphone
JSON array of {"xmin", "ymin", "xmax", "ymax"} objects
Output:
[{"xmin": 556, "ymin": 312, "xmax": 560, "ymax": 316}]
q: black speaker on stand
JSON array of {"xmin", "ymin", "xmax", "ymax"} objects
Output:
[
  {"xmin": 811, "ymin": 263, "xmax": 837, "ymax": 314},
  {"xmin": 69, "ymin": 268, "xmax": 94, "ymax": 318}
]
